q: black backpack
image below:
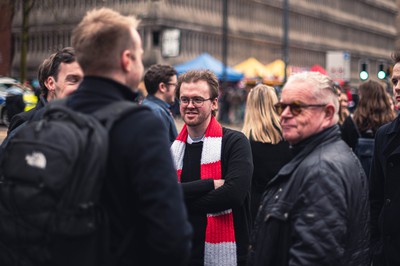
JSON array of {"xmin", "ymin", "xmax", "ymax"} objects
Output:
[
  {"xmin": 0, "ymin": 100, "xmax": 139, "ymax": 266},
  {"xmin": 351, "ymin": 117, "xmax": 374, "ymax": 178}
]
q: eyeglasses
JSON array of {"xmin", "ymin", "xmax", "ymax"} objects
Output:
[
  {"xmin": 165, "ymin": 82, "xmax": 177, "ymax": 87},
  {"xmin": 274, "ymin": 101, "xmax": 327, "ymax": 116},
  {"xmin": 179, "ymin": 96, "xmax": 212, "ymax": 107}
]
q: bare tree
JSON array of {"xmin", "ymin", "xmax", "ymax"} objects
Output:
[
  {"xmin": 20, "ymin": 0, "xmax": 35, "ymax": 82},
  {"xmin": 0, "ymin": 0, "xmax": 15, "ymax": 77}
]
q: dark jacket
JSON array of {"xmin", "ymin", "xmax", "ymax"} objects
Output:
[
  {"xmin": 7, "ymin": 95, "xmax": 47, "ymax": 134},
  {"xmin": 341, "ymin": 115, "xmax": 375, "ymax": 150},
  {"xmin": 249, "ymin": 140, "xmax": 292, "ymax": 224},
  {"xmin": 370, "ymin": 115, "xmax": 400, "ymax": 266},
  {"xmin": 142, "ymin": 95, "xmax": 177, "ymax": 143},
  {"xmin": 1, "ymin": 96, "xmax": 47, "ymax": 150},
  {"xmin": 5, "ymin": 94, "xmax": 25, "ymax": 126},
  {"xmin": 67, "ymin": 76, "xmax": 192, "ymax": 266},
  {"xmin": 248, "ymin": 125, "xmax": 370, "ymax": 266},
  {"xmin": 180, "ymin": 128, "xmax": 253, "ymax": 266}
]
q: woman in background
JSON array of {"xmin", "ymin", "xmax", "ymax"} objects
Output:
[
  {"xmin": 341, "ymin": 80, "xmax": 396, "ymax": 177},
  {"xmin": 341, "ymin": 80, "xmax": 396, "ymax": 150},
  {"xmin": 242, "ymin": 84, "xmax": 292, "ymax": 224}
]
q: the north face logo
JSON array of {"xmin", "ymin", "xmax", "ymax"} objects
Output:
[{"xmin": 25, "ymin": 152, "xmax": 47, "ymax": 169}]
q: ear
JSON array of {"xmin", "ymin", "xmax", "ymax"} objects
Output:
[
  {"xmin": 319, "ymin": 104, "xmax": 336, "ymax": 129},
  {"xmin": 44, "ymin": 76, "xmax": 56, "ymax": 92},
  {"xmin": 211, "ymin": 97, "xmax": 219, "ymax": 112},
  {"xmin": 325, "ymin": 104, "xmax": 335, "ymax": 117},
  {"xmin": 324, "ymin": 104, "xmax": 335, "ymax": 120},
  {"xmin": 121, "ymin": 50, "xmax": 132, "ymax": 72},
  {"xmin": 159, "ymin": 82, "xmax": 167, "ymax": 93}
]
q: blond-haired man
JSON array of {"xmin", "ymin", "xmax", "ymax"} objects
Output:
[{"xmin": 66, "ymin": 8, "xmax": 191, "ymax": 266}]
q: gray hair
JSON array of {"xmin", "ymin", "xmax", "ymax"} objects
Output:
[{"xmin": 286, "ymin": 72, "xmax": 339, "ymax": 123}]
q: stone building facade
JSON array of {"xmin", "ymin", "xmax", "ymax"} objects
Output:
[{"xmin": 11, "ymin": 0, "xmax": 398, "ymax": 85}]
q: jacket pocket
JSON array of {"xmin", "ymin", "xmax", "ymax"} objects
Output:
[{"xmin": 249, "ymin": 201, "xmax": 292, "ymax": 266}]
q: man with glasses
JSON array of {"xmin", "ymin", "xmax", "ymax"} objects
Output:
[
  {"xmin": 143, "ymin": 64, "xmax": 178, "ymax": 143},
  {"xmin": 171, "ymin": 70, "xmax": 253, "ymax": 265},
  {"xmin": 248, "ymin": 71, "xmax": 370, "ymax": 266}
]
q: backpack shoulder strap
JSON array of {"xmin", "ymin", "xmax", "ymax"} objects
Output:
[
  {"xmin": 92, "ymin": 101, "xmax": 140, "ymax": 130},
  {"xmin": 91, "ymin": 101, "xmax": 141, "ymax": 261}
]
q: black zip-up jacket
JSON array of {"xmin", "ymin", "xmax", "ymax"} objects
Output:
[
  {"xmin": 67, "ymin": 76, "xmax": 192, "ymax": 266},
  {"xmin": 370, "ymin": 115, "xmax": 400, "ymax": 266},
  {"xmin": 248, "ymin": 125, "xmax": 370, "ymax": 266}
]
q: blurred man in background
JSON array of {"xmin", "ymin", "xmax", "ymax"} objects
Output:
[
  {"xmin": 7, "ymin": 47, "xmax": 83, "ymax": 134},
  {"xmin": 143, "ymin": 64, "xmax": 178, "ymax": 143}
]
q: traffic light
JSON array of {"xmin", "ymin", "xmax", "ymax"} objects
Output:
[
  {"xmin": 359, "ymin": 61, "xmax": 369, "ymax": 81},
  {"xmin": 377, "ymin": 62, "xmax": 386, "ymax": 80}
]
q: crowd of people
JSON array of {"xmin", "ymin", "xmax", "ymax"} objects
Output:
[{"xmin": 1, "ymin": 6, "xmax": 400, "ymax": 266}]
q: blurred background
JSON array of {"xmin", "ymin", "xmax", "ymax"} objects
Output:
[{"xmin": 0, "ymin": 0, "xmax": 399, "ymax": 129}]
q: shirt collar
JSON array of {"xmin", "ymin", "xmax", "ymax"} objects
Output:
[{"xmin": 187, "ymin": 134, "xmax": 205, "ymax": 144}]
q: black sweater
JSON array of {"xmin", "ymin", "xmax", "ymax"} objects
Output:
[
  {"xmin": 180, "ymin": 128, "xmax": 253, "ymax": 266},
  {"xmin": 249, "ymin": 140, "xmax": 292, "ymax": 223}
]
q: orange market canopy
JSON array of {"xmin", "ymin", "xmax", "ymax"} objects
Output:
[
  {"xmin": 263, "ymin": 59, "xmax": 289, "ymax": 85},
  {"xmin": 233, "ymin": 57, "xmax": 270, "ymax": 81}
]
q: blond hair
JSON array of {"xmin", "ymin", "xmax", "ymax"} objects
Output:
[
  {"xmin": 242, "ymin": 84, "xmax": 283, "ymax": 144},
  {"xmin": 72, "ymin": 8, "xmax": 140, "ymax": 74}
]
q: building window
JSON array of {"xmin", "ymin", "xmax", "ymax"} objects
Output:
[{"xmin": 153, "ymin": 30, "xmax": 160, "ymax": 47}]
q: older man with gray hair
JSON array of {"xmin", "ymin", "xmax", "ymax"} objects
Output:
[{"xmin": 248, "ymin": 72, "xmax": 370, "ymax": 266}]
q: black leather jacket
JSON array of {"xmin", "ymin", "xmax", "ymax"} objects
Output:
[{"xmin": 248, "ymin": 125, "xmax": 370, "ymax": 266}]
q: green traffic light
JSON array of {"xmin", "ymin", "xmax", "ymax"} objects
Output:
[
  {"xmin": 360, "ymin": 71, "xmax": 369, "ymax": 80},
  {"xmin": 378, "ymin": 70, "xmax": 386, "ymax": 80}
]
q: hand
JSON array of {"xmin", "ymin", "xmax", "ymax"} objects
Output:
[{"xmin": 214, "ymin": 179, "xmax": 225, "ymax": 189}]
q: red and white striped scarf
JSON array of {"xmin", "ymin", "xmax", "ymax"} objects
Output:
[{"xmin": 171, "ymin": 116, "xmax": 237, "ymax": 265}]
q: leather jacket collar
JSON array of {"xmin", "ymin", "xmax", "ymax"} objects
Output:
[{"xmin": 268, "ymin": 125, "xmax": 340, "ymax": 187}]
